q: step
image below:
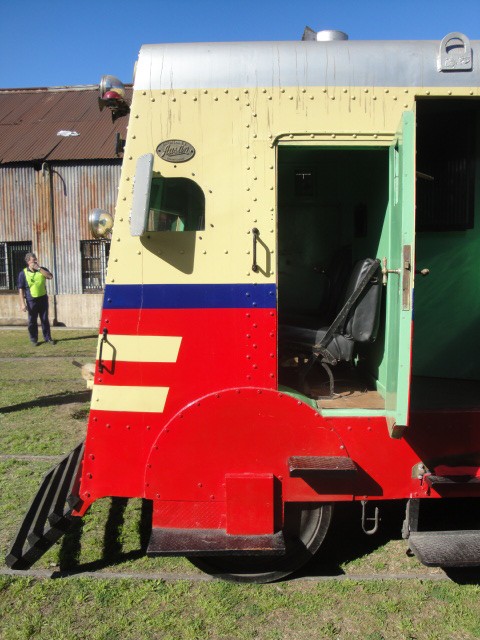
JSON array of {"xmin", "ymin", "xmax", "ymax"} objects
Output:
[
  {"xmin": 408, "ymin": 530, "xmax": 480, "ymax": 567},
  {"xmin": 27, "ymin": 458, "xmax": 69, "ymax": 547},
  {"xmin": 147, "ymin": 528, "xmax": 286, "ymax": 557},
  {"xmin": 426, "ymin": 475, "xmax": 480, "ymax": 487},
  {"xmin": 48, "ymin": 444, "xmax": 83, "ymax": 526},
  {"xmin": 288, "ymin": 455, "xmax": 357, "ymax": 477},
  {"xmin": 5, "ymin": 442, "xmax": 84, "ymax": 570}
]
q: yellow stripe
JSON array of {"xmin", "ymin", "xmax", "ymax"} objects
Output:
[
  {"xmin": 96, "ymin": 335, "xmax": 182, "ymax": 362},
  {"xmin": 92, "ymin": 385, "xmax": 169, "ymax": 413}
]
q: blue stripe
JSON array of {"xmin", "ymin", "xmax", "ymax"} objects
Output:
[{"xmin": 104, "ymin": 284, "xmax": 277, "ymax": 310}]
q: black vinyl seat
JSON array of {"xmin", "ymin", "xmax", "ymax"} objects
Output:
[{"xmin": 280, "ymin": 258, "xmax": 382, "ymax": 397}]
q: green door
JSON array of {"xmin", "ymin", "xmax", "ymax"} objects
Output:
[{"xmin": 384, "ymin": 111, "xmax": 416, "ymax": 437}]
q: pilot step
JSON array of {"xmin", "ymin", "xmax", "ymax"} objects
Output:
[
  {"xmin": 147, "ymin": 528, "xmax": 286, "ymax": 557},
  {"xmin": 288, "ymin": 455, "xmax": 357, "ymax": 477},
  {"xmin": 408, "ymin": 530, "xmax": 480, "ymax": 567}
]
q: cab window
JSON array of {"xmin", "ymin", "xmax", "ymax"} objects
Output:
[{"xmin": 147, "ymin": 177, "xmax": 205, "ymax": 232}]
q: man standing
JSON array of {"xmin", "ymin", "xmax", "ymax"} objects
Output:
[{"xmin": 18, "ymin": 253, "xmax": 55, "ymax": 346}]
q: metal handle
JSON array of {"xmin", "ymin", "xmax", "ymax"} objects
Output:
[
  {"xmin": 98, "ymin": 327, "xmax": 108, "ymax": 374},
  {"xmin": 437, "ymin": 32, "xmax": 472, "ymax": 72},
  {"xmin": 381, "ymin": 257, "xmax": 401, "ymax": 286},
  {"xmin": 382, "ymin": 247, "xmax": 413, "ymax": 310},
  {"xmin": 251, "ymin": 227, "xmax": 260, "ymax": 273}
]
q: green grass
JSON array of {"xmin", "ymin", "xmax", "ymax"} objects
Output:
[
  {"xmin": 0, "ymin": 361, "xmax": 90, "ymax": 456},
  {"xmin": 0, "ymin": 330, "xmax": 97, "ymax": 455},
  {"xmin": 0, "ymin": 329, "xmax": 98, "ymax": 359},
  {"xmin": 1, "ymin": 329, "xmax": 480, "ymax": 640},
  {"xmin": 0, "ymin": 577, "xmax": 479, "ymax": 640}
]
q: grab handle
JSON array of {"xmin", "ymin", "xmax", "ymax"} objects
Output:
[
  {"xmin": 98, "ymin": 328, "xmax": 108, "ymax": 374},
  {"xmin": 251, "ymin": 227, "xmax": 260, "ymax": 273},
  {"xmin": 437, "ymin": 32, "xmax": 472, "ymax": 72}
]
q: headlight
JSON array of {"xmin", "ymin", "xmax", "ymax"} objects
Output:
[{"xmin": 88, "ymin": 209, "xmax": 114, "ymax": 239}]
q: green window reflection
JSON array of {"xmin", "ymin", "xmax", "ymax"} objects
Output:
[{"xmin": 147, "ymin": 177, "xmax": 205, "ymax": 232}]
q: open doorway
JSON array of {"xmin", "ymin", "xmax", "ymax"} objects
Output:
[
  {"xmin": 411, "ymin": 99, "xmax": 480, "ymax": 411},
  {"xmin": 277, "ymin": 145, "xmax": 389, "ymax": 413}
]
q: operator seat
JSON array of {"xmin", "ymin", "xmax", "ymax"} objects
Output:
[{"xmin": 280, "ymin": 258, "xmax": 382, "ymax": 397}]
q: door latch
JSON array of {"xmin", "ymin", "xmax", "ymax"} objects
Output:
[
  {"xmin": 381, "ymin": 257, "xmax": 405, "ymax": 286},
  {"xmin": 382, "ymin": 246, "xmax": 414, "ymax": 310}
]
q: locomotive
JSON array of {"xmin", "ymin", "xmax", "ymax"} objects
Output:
[{"xmin": 7, "ymin": 28, "xmax": 480, "ymax": 582}]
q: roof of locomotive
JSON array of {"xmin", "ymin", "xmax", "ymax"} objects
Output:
[{"xmin": 134, "ymin": 36, "xmax": 480, "ymax": 91}]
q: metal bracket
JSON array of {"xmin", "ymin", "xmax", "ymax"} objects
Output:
[
  {"xmin": 437, "ymin": 32, "xmax": 472, "ymax": 72},
  {"xmin": 361, "ymin": 500, "xmax": 380, "ymax": 535}
]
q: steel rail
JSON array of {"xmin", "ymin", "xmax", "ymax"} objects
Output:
[{"xmin": 0, "ymin": 567, "xmax": 451, "ymax": 582}]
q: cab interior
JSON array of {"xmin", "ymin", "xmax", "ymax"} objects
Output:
[
  {"xmin": 277, "ymin": 99, "xmax": 480, "ymax": 416},
  {"xmin": 277, "ymin": 145, "xmax": 389, "ymax": 414}
]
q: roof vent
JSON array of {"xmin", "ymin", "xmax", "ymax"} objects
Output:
[
  {"xmin": 316, "ymin": 30, "xmax": 348, "ymax": 41},
  {"xmin": 302, "ymin": 27, "xmax": 349, "ymax": 41}
]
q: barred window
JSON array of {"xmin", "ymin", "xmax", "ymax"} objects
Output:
[
  {"xmin": 81, "ymin": 240, "xmax": 110, "ymax": 292},
  {"xmin": 0, "ymin": 241, "xmax": 32, "ymax": 291}
]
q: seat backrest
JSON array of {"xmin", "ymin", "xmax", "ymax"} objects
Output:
[{"xmin": 342, "ymin": 258, "xmax": 382, "ymax": 343}]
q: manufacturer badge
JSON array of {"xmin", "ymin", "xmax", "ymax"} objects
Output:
[{"xmin": 156, "ymin": 139, "xmax": 195, "ymax": 163}]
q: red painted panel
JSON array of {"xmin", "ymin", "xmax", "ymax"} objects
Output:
[
  {"xmin": 95, "ymin": 307, "xmax": 277, "ymax": 402},
  {"xmin": 152, "ymin": 500, "xmax": 225, "ymax": 530},
  {"xmin": 226, "ymin": 474, "xmax": 276, "ymax": 535},
  {"xmin": 75, "ymin": 302, "xmax": 480, "ymax": 523},
  {"xmin": 99, "ymin": 307, "xmax": 276, "ymax": 338}
]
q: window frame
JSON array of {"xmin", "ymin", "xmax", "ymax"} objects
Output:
[
  {"xmin": 0, "ymin": 241, "xmax": 32, "ymax": 291},
  {"xmin": 80, "ymin": 239, "xmax": 110, "ymax": 292}
]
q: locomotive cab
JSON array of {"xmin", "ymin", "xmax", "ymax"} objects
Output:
[{"xmin": 7, "ymin": 32, "xmax": 480, "ymax": 582}]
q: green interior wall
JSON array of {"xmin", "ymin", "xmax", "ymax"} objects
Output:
[
  {"xmin": 413, "ymin": 115, "xmax": 480, "ymax": 380},
  {"xmin": 278, "ymin": 147, "xmax": 389, "ymax": 306}
]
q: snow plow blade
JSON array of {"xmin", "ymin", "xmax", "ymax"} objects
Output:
[{"xmin": 5, "ymin": 442, "xmax": 84, "ymax": 570}]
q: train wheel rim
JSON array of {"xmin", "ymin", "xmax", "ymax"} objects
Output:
[{"xmin": 188, "ymin": 502, "xmax": 333, "ymax": 584}]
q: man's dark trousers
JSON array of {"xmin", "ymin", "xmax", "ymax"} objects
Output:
[{"xmin": 27, "ymin": 295, "xmax": 51, "ymax": 343}]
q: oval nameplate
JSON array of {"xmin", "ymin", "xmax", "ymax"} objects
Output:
[{"xmin": 156, "ymin": 139, "xmax": 195, "ymax": 163}]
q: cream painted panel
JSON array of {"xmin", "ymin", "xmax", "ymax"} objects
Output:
[
  {"xmin": 105, "ymin": 85, "xmax": 476, "ymax": 287},
  {"xmin": 91, "ymin": 385, "xmax": 169, "ymax": 413},
  {"xmin": 96, "ymin": 335, "xmax": 182, "ymax": 363}
]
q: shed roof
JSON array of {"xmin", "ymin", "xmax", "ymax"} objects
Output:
[{"xmin": 0, "ymin": 85, "xmax": 131, "ymax": 164}]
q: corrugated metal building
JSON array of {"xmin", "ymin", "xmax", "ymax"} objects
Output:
[{"xmin": 0, "ymin": 85, "xmax": 131, "ymax": 327}]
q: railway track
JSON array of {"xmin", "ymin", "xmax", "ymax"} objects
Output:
[{"xmin": 0, "ymin": 567, "xmax": 451, "ymax": 582}]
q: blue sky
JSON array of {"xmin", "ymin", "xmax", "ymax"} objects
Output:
[{"xmin": 1, "ymin": 0, "xmax": 480, "ymax": 88}]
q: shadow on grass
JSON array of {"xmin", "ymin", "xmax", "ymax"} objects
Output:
[
  {"xmin": 295, "ymin": 501, "xmax": 480, "ymax": 585},
  {"xmin": 56, "ymin": 498, "xmax": 153, "ymax": 574},
  {"xmin": 443, "ymin": 567, "xmax": 480, "ymax": 584},
  {"xmin": 1, "ymin": 390, "xmax": 91, "ymax": 413},
  {"xmin": 50, "ymin": 498, "xmax": 480, "ymax": 584},
  {"xmin": 51, "ymin": 334, "xmax": 97, "ymax": 343},
  {"xmin": 295, "ymin": 501, "xmax": 408, "ymax": 579}
]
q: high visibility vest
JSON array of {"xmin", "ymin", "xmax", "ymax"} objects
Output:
[{"xmin": 24, "ymin": 268, "xmax": 47, "ymax": 298}]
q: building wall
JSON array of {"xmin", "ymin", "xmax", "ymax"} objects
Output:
[
  {"xmin": 0, "ymin": 161, "xmax": 121, "ymax": 327},
  {"xmin": 2, "ymin": 293, "xmax": 103, "ymax": 328}
]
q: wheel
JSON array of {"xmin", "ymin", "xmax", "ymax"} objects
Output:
[{"xmin": 189, "ymin": 502, "xmax": 333, "ymax": 583}]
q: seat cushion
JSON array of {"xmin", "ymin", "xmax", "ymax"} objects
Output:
[{"xmin": 279, "ymin": 325, "xmax": 355, "ymax": 363}]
